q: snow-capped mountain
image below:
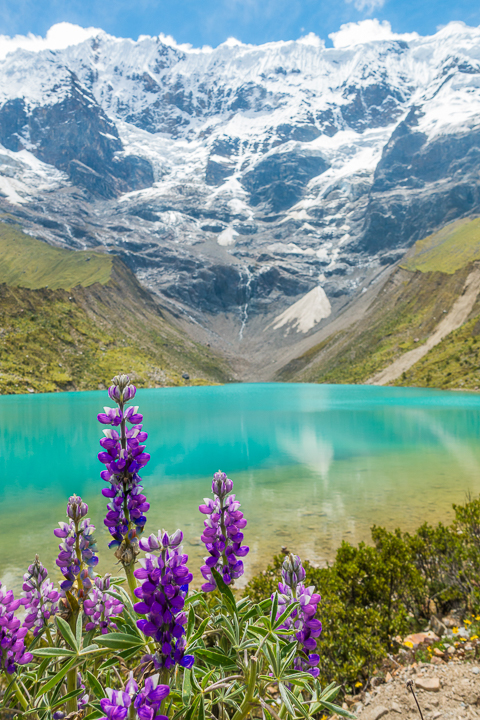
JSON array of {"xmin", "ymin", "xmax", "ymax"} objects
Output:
[{"xmin": 1, "ymin": 21, "xmax": 480, "ymax": 361}]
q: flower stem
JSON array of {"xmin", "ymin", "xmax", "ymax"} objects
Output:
[
  {"xmin": 124, "ymin": 562, "xmax": 137, "ymax": 599},
  {"xmin": 12, "ymin": 679, "xmax": 28, "ymax": 712},
  {"xmin": 231, "ymin": 656, "xmax": 257, "ymax": 720}
]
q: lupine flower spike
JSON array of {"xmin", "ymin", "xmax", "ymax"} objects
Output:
[
  {"xmin": 84, "ymin": 574, "xmax": 124, "ymax": 634},
  {"xmin": 0, "ymin": 582, "xmax": 33, "ymax": 674},
  {"xmin": 97, "ymin": 375, "xmax": 150, "ymax": 574},
  {"xmin": 22, "ymin": 555, "xmax": 59, "ymax": 637},
  {"xmin": 54, "ymin": 495, "xmax": 98, "ymax": 602},
  {"xmin": 199, "ymin": 470, "xmax": 249, "ymax": 591},
  {"xmin": 275, "ymin": 553, "xmax": 322, "ymax": 678},
  {"xmin": 133, "ymin": 529, "xmax": 194, "ymax": 671}
]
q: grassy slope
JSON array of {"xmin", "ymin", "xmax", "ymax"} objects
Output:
[
  {"xmin": 0, "ymin": 223, "xmax": 231, "ymax": 394},
  {"xmin": 278, "ymin": 217, "xmax": 480, "ymax": 388}
]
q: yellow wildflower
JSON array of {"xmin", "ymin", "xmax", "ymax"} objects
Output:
[
  {"xmin": 471, "ymin": 635, "xmax": 479, "ymax": 640},
  {"xmin": 452, "ymin": 627, "xmax": 458, "ymax": 634},
  {"xmin": 465, "ymin": 619, "xmax": 472, "ymax": 625},
  {"xmin": 404, "ymin": 640, "xmax": 414, "ymax": 648},
  {"xmin": 355, "ymin": 682, "xmax": 362, "ymax": 688}
]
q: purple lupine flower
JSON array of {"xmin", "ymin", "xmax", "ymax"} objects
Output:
[
  {"xmin": 84, "ymin": 574, "xmax": 124, "ymax": 634},
  {"xmin": 199, "ymin": 471, "xmax": 249, "ymax": 591},
  {"xmin": 134, "ymin": 674, "xmax": 170, "ymax": 720},
  {"xmin": 0, "ymin": 582, "xmax": 33, "ymax": 674},
  {"xmin": 99, "ymin": 688, "xmax": 132, "ymax": 720},
  {"xmin": 77, "ymin": 672, "xmax": 90, "ymax": 710},
  {"xmin": 54, "ymin": 495, "xmax": 98, "ymax": 595},
  {"xmin": 97, "ymin": 375, "xmax": 150, "ymax": 565},
  {"xmin": 22, "ymin": 555, "xmax": 59, "ymax": 636},
  {"xmin": 99, "ymin": 674, "xmax": 169, "ymax": 720},
  {"xmin": 274, "ymin": 554, "xmax": 322, "ymax": 678},
  {"xmin": 133, "ymin": 530, "xmax": 194, "ymax": 671}
]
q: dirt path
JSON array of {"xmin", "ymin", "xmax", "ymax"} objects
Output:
[
  {"xmin": 348, "ymin": 661, "xmax": 480, "ymax": 720},
  {"xmin": 367, "ymin": 267, "xmax": 480, "ymax": 386}
]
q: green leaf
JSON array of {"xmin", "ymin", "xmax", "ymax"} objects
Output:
[
  {"xmin": 194, "ymin": 648, "xmax": 237, "ymax": 668},
  {"xmin": 79, "ymin": 644, "xmax": 101, "ymax": 656},
  {"xmin": 37, "ymin": 656, "xmax": 78, "ymax": 697},
  {"xmin": 319, "ymin": 700, "xmax": 356, "ymax": 718},
  {"xmin": 211, "ymin": 568, "xmax": 236, "ymax": 612},
  {"xmin": 270, "ymin": 592, "xmax": 278, "ymax": 629},
  {"xmin": 83, "ymin": 710, "xmax": 105, "ymax": 720},
  {"xmin": 281, "ymin": 685, "xmax": 309, "ymax": 720},
  {"xmin": 76, "ymin": 612, "xmax": 83, "ymax": 649},
  {"xmin": 95, "ymin": 633, "xmax": 144, "ymax": 650},
  {"xmin": 187, "ymin": 605, "xmax": 195, "ymax": 640},
  {"xmin": 278, "ymin": 683, "xmax": 295, "ymax": 717},
  {"xmin": 184, "ymin": 695, "xmax": 201, "ymax": 720},
  {"xmin": 182, "ymin": 669, "xmax": 192, "ymax": 706},
  {"xmin": 51, "ymin": 688, "xmax": 85, "ymax": 710},
  {"xmin": 86, "ymin": 670, "xmax": 106, "ymax": 700},
  {"xmin": 56, "ymin": 616, "xmax": 79, "ymax": 651},
  {"xmin": 187, "ymin": 617, "xmax": 210, "ymax": 646},
  {"xmin": 197, "ymin": 694, "xmax": 205, "ymax": 720},
  {"xmin": 32, "ymin": 648, "xmax": 77, "ymax": 658},
  {"xmin": 273, "ymin": 601, "xmax": 299, "ymax": 631}
]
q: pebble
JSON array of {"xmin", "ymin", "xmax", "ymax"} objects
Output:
[
  {"xmin": 415, "ymin": 677, "xmax": 441, "ymax": 692},
  {"xmin": 365, "ymin": 707, "xmax": 389, "ymax": 720},
  {"xmin": 390, "ymin": 701, "xmax": 402, "ymax": 713},
  {"xmin": 472, "ymin": 667, "xmax": 480, "ymax": 674}
]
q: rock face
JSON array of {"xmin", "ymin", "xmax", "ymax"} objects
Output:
[{"xmin": 2, "ymin": 24, "xmax": 480, "ymax": 368}]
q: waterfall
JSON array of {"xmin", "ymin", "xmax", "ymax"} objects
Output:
[{"xmin": 239, "ymin": 266, "xmax": 253, "ymax": 340}]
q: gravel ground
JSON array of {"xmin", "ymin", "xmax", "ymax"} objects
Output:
[{"xmin": 343, "ymin": 661, "xmax": 480, "ymax": 720}]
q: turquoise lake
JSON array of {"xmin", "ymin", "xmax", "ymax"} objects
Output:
[{"xmin": 2, "ymin": 383, "xmax": 480, "ymax": 591}]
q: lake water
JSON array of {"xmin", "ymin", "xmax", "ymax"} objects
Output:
[{"xmin": 1, "ymin": 383, "xmax": 480, "ymax": 592}]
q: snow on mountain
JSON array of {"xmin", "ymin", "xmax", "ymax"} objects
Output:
[{"xmin": 1, "ymin": 21, "xmax": 480, "ymax": 351}]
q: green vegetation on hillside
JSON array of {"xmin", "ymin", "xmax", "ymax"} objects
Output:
[
  {"xmin": 0, "ymin": 218, "xmax": 112, "ymax": 288},
  {"xmin": 245, "ymin": 494, "xmax": 480, "ymax": 687},
  {"xmin": 395, "ymin": 313, "xmax": 480, "ymax": 390},
  {"xmin": 277, "ymin": 267, "xmax": 470, "ymax": 385},
  {"xmin": 0, "ymin": 222, "xmax": 231, "ymax": 394},
  {"xmin": 401, "ymin": 216, "xmax": 480, "ymax": 274}
]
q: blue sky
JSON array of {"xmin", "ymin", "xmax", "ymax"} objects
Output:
[{"xmin": 0, "ymin": 0, "xmax": 479, "ymax": 48}]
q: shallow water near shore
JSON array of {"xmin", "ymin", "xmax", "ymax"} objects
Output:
[{"xmin": 1, "ymin": 382, "xmax": 480, "ymax": 591}]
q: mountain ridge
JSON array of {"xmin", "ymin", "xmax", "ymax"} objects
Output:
[{"xmin": 1, "ymin": 23, "xmax": 480, "ymax": 377}]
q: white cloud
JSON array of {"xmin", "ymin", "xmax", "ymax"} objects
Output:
[
  {"xmin": 345, "ymin": 0, "xmax": 385, "ymax": 13},
  {"xmin": 329, "ymin": 19, "xmax": 420, "ymax": 48},
  {"xmin": 0, "ymin": 22, "xmax": 101, "ymax": 61},
  {"xmin": 297, "ymin": 32, "xmax": 324, "ymax": 49}
]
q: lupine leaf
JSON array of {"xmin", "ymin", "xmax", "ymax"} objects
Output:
[
  {"xmin": 270, "ymin": 592, "xmax": 279, "ymax": 629},
  {"xmin": 32, "ymin": 648, "xmax": 77, "ymax": 658},
  {"xmin": 79, "ymin": 644, "xmax": 101, "ymax": 656},
  {"xmin": 51, "ymin": 688, "xmax": 85, "ymax": 710},
  {"xmin": 318, "ymin": 700, "xmax": 355, "ymax": 718},
  {"xmin": 94, "ymin": 632, "xmax": 144, "ymax": 649},
  {"xmin": 187, "ymin": 617, "xmax": 210, "ymax": 646},
  {"xmin": 278, "ymin": 683, "xmax": 296, "ymax": 717},
  {"xmin": 86, "ymin": 671, "xmax": 106, "ymax": 700},
  {"xmin": 187, "ymin": 605, "xmax": 195, "ymax": 640},
  {"xmin": 194, "ymin": 648, "xmax": 236, "ymax": 668},
  {"xmin": 273, "ymin": 601, "xmax": 299, "ymax": 631},
  {"xmin": 197, "ymin": 694, "xmax": 205, "ymax": 720},
  {"xmin": 184, "ymin": 695, "xmax": 201, "ymax": 720},
  {"xmin": 83, "ymin": 710, "xmax": 105, "ymax": 720},
  {"xmin": 281, "ymin": 685, "xmax": 310, "ymax": 720},
  {"xmin": 37, "ymin": 656, "xmax": 78, "ymax": 697},
  {"xmin": 75, "ymin": 612, "xmax": 83, "ymax": 648},
  {"xmin": 211, "ymin": 568, "xmax": 236, "ymax": 612},
  {"xmin": 200, "ymin": 669, "xmax": 216, "ymax": 689},
  {"xmin": 55, "ymin": 617, "xmax": 78, "ymax": 651},
  {"xmin": 182, "ymin": 669, "xmax": 192, "ymax": 706}
]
